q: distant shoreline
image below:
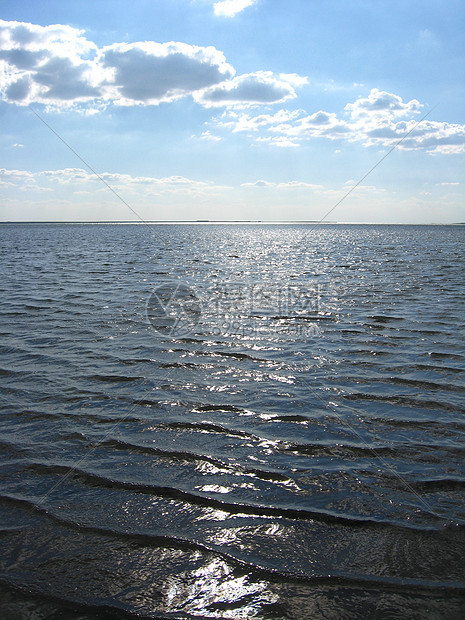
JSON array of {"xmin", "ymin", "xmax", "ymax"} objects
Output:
[{"xmin": 0, "ymin": 221, "xmax": 464, "ymax": 226}]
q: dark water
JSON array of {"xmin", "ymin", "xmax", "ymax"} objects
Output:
[{"xmin": 0, "ymin": 223, "xmax": 464, "ymax": 619}]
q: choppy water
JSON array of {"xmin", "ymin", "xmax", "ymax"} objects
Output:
[{"xmin": 0, "ymin": 223, "xmax": 464, "ymax": 619}]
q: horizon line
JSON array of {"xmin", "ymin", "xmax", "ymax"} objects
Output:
[{"xmin": 0, "ymin": 220, "xmax": 464, "ymax": 226}]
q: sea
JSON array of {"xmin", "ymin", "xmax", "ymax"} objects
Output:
[{"xmin": 0, "ymin": 222, "xmax": 464, "ymax": 619}]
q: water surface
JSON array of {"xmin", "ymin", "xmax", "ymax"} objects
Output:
[{"xmin": 0, "ymin": 223, "xmax": 464, "ymax": 618}]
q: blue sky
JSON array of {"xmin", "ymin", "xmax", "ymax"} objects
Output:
[{"xmin": 1, "ymin": 0, "xmax": 464, "ymax": 222}]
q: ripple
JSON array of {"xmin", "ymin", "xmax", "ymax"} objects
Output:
[{"xmin": 1, "ymin": 223, "xmax": 464, "ymax": 617}]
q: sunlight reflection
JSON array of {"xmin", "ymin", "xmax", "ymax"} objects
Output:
[
  {"xmin": 195, "ymin": 508, "xmax": 231, "ymax": 522},
  {"xmin": 162, "ymin": 557, "xmax": 278, "ymax": 617},
  {"xmin": 195, "ymin": 461, "xmax": 232, "ymax": 476},
  {"xmin": 197, "ymin": 484, "xmax": 231, "ymax": 494}
]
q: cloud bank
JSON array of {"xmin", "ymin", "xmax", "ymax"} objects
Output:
[
  {"xmin": 216, "ymin": 89, "xmax": 465, "ymax": 154},
  {"xmin": 0, "ymin": 167, "xmax": 227, "ymax": 196},
  {"xmin": 1, "ymin": 20, "xmax": 462, "ymax": 155},
  {"xmin": 0, "ymin": 19, "xmax": 303, "ymax": 109}
]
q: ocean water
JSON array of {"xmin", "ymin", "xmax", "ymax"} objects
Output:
[{"xmin": 0, "ymin": 222, "xmax": 464, "ymax": 619}]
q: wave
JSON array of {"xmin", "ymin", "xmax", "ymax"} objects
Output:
[
  {"xmin": 0, "ymin": 492, "xmax": 463, "ymax": 594},
  {"xmin": 87, "ymin": 374, "xmax": 146, "ymax": 383},
  {"xmin": 328, "ymin": 374, "xmax": 465, "ymax": 394},
  {"xmin": 342, "ymin": 391, "xmax": 463, "ymax": 413},
  {"xmin": 19, "ymin": 461, "xmax": 450, "ymax": 529}
]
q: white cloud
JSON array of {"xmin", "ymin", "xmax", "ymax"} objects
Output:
[
  {"xmin": 279, "ymin": 73, "xmax": 309, "ymax": 87},
  {"xmin": 270, "ymin": 110, "xmax": 352, "ymax": 141},
  {"xmin": 255, "ymin": 136, "xmax": 300, "ymax": 148},
  {"xmin": 0, "ymin": 20, "xmax": 235, "ymax": 107},
  {"xmin": 0, "ymin": 167, "xmax": 52, "ymax": 192},
  {"xmin": 277, "ymin": 180, "xmax": 323, "ymax": 189},
  {"xmin": 199, "ymin": 130, "xmax": 222, "ymax": 141},
  {"xmin": 240, "ymin": 179, "xmax": 274, "ymax": 187},
  {"xmin": 240, "ymin": 179, "xmax": 322, "ymax": 188},
  {"xmin": 345, "ymin": 88, "xmax": 421, "ymax": 119},
  {"xmin": 1, "ymin": 19, "xmax": 463, "ymax": 158},
  {"xmin": 99, "ymin": 41, "xmax": 234, "ymax": 105},
  {"xmin": 0, "ymin": 19, "xmax": 101, "ymax": 106},
  {"xmin": 216, "ymin": 89, "xmax": 465, "ymax": 154},
  {"xmin": 360, "ymin": 118, "xmax": 465, "ymax": 154},
  {"xmin": 0, "ymin": 168, "xmax": 35, "ymax": 185},
  {"xmin": 0, "ymin": 19, "xmax": 306, "ymax": 111},
  {"xmin": 0, "ymin": 168, "xmax": 229, "ymax": 196},
  {"xmin": 213, "ymin": 0, "xmax": 257, "ymax": 18},
  {"xmin": 216, "ymin": 109, "xmax": 303, "ymax": 133},
  {"xmin": 194, "ymin": 71, "xmax": 302, "ymax": 107}
]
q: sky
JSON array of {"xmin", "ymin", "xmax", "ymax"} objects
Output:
[{"xmin": 0, "ymin": 0, "xmax": 464, "ymax": 223}]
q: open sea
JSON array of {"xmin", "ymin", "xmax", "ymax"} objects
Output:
[{"xmin": 0, "ymin": 222, "xmax": 464, "ymax": 619}]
